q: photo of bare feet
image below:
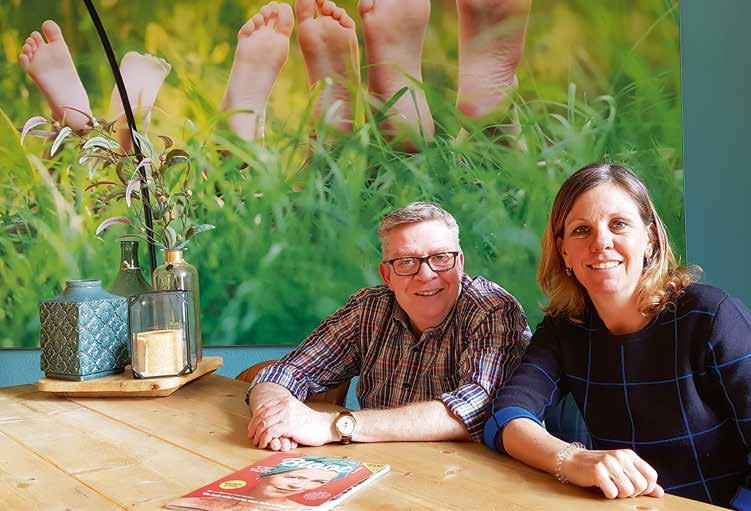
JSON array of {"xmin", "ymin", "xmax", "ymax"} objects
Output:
[
  {"xmin": 222, "ymin": 2, "xmax": 294, "ymax": 142},
  {"xmin": 296, "ymin": 0, "xmax": 360, "ymax": 132},
  {"xmin": 17, "ymin": 1, "xmax": 532, "ymax": 150},
  {"xmin": 18, "ymin": 20, "xmax": 171, "ymax": 153},
  {"xmin": 3, "ymin": 1, "xmax": 686, "ymax": 355},
  {"xmin": 18, "ymin": 20, "xmax": 93, "ymax": 131},
  {"xmin": 109, "ymin": 52, "xmax": 172, "ymax": 152},
  {"xmin": 456, "ymin": 0, "xmax": 530, "ymax": 120},
  {"xmin": 359, "ymin": 0, "xmax": 434, "ymax": 151}
]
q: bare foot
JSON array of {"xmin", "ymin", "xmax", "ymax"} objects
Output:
[
  {"xmin": 18, "ymin": 20, "xmax": 93, "ymax": 131},
  {"xmin": 108, "ymin": 52, "xmax": 171, "ymax": 153},
  {"xmin": 222, "ymin": 2, "xmax": 294, "ymax": 142},
  {"xmin": 359, "ymin": 0, "xmax": 434, "ymax": 150},
  {"xmin": 456, "ymin": 0, "xmax": 530, "ymax": 119},
  {"xmin": 296, "ymin": 0, "xmax": 360, "ymax": 132}
]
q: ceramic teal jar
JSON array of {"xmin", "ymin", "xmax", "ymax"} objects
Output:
[{"xmin": 39, "ymin": 279, "xmax": 129, "ymax": 381}]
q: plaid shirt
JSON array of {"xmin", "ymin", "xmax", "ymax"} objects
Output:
[
  {"xmin": 251, "ymin": 274, "xmax": 531, "ymax": 441},
  {"xmin": 485, "ymin": 284, "xmax": 751, "ymax": 509}
]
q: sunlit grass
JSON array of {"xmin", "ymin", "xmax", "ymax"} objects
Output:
[{"xmin": 0, "ymin": 0, "xmax": 683, "ymax": 347}]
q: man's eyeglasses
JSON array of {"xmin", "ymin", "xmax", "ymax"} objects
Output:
[{"xmin": 384, "ymin": 251, "xmax": 460, "ymax": 276}]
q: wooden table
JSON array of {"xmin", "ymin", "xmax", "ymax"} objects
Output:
[{"xmin": 0, "ymin": 375, "xmax": 721, "ymax": 510}]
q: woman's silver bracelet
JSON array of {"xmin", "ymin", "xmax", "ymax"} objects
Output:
[{"xmin": 554, "ymin": 441, "xmax": 586, "ymax": 484}]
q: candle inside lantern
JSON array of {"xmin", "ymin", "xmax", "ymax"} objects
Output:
[{"xmin": 134, "ymin": 329, "xmax": 186, "ymax": 377}]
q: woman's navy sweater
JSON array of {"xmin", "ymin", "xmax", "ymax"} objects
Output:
[{"xmin": 485, "ymin": 284, "xmax": 751, "ymax": 509}]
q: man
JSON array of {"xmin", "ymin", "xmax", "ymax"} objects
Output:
[{"xmin": 246, "ymin": 201, "xmax": 531, "ymax": 451}]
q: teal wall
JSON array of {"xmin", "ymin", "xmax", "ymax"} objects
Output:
[
  {"xmin": 681, "ymin": 0, "xmax": 751, "ymax": 305},
  {"xmin": 1, "ymin": 0, "xmax": 749, "ymax": 388},
  {"xmin": 0, "ymin": 347, "xmax": 361, "ymax": 407},
  {"xmin": 0, "ymin": 347, "xmax": 294, "ymax": 388}
]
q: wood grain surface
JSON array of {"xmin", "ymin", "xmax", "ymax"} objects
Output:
[{"xmin": 0, "ymin": 374, "xmax": 722, "ymax": 510}]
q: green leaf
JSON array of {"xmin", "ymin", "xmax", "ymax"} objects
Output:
[
  {"xmin": 131, "ymin": 130, "xmax": 155, "ymax": 160},
  {"xmin": 151, "ymin": 201, "xmax": 164, "ymax": 220},
  {"xmin": 82, "ymin": 136, "xmax": 120, "ymax": 151},
  {"xmin": 165, "ymin": 226, "xmax": 177, "ymax": 247},
  {"xmin": 97, "ymin": 189, "xmax": 126, "ymax": 204},
  {"xmin": 374, "ymin": 87, "xmax": 409, "ymax": 124},
  {"xmin": 115, "ymin": 158, "xmax": 129, "ymax": 185},
  {"xmin": 125, "ymin": 178, "xmax": 143, "ymax": 207},
  {"xmin": 84, "ymin": 181, "xmax": 118, "ymax": 191},
  {"xmin": 20, "ymin": 116, "xmax": 48, "ymax": 144},
  {"xmin": 164, "ymin": 149, "xmax": 190, "ymax": 167},
  {"xmin": 186, "ymin": 224, "xmax": 215, "ymax": 240},
  {"xmin": 96, "ymin": 216, "xmax": 132, "ymax": 236},
  {"xmin": 158, "ymin": 135, "xmax": 173, "ymax": 150},
  {"xmin": 50, "ymin": 127, "xmax": 73, "ymax": 157}
]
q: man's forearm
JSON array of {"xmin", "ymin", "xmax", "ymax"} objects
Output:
[
  {"xmin": 248, "ymin": 382, "xmax": 293, "ymax": 415},
  {"xmin": 347, "ymin": 401, "xmax": 471, "ymax": 443}
]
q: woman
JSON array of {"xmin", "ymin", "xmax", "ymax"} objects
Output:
[{"xmin": 484, "ymin": 163, "xmax": 751, "ymax": 509}]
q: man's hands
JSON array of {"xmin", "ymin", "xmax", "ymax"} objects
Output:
[
  {"xmin": 563, "ymin": 448, "xmax": 664, "ymax": 499},
  {"xmin": 247, "ymin": 386, "xmax": 338, "ymax": 451}
]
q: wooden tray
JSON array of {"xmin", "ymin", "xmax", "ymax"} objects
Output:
[{"xmin": 36, "ymin": 356, "xmax": 223, "ymax": 397}]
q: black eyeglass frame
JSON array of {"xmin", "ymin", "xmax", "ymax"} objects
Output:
[{"xmin": 383, "ymin": 251, "xmax": 461, "ymax": 276}]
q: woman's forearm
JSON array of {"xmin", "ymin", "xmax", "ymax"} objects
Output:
[
  {"xmin": 501, "ymin": 417, "xmax": 569, "ymax": 475},
  {"xmin": 501, "ymin": 417, "xmax": 664, "ymax": 499}
]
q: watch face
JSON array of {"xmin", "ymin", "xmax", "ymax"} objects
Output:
[{"xmin": 337, "ymin": 415, "xmax": 356, "ymax": 436}]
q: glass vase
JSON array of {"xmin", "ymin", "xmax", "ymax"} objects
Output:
[
  {"xmin": 152, "ymin": 249, "xmax": 202, "ymax": 361},
  {"xmin": 109, "ymin": 240, "xmax": 152, "ymax": 297},
  {"xmin": 128, "ymin": 290, "xmax": 198, "ymax": 378}
]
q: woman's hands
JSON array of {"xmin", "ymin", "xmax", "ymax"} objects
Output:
[{"xmin": 562, "ymin": 448, "xmax": 664, "ymax": 499}]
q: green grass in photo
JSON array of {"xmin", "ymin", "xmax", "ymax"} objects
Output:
[{"xmin": 0, "ymin": 0, "xmax": 683, "ymax": 347}]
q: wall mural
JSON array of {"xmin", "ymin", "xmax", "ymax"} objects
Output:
[{"xmin": 0, "ymin": 0, "xmax": 683, "ymax": 347}]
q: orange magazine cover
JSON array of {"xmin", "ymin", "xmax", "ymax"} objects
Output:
[{"xmin": 165, "ymin": 453, "xmax": 390, "ymax": 511}]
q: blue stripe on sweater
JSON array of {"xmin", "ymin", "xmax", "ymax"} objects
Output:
[
  {"xmin": 519, "ymin": 363, "xmax": 559, "ymax": 386},
  {"xmin": 674, "ymin": 315, "xmax": 712, "ymax": 503},
  {"xmin": 712, "ymin": 352, "xmax": 751, "ymax": 370},
  {"xmin": 620, "ymin": 345, "xmax": 637, "ymax": 451},
  {"xmin": 570, "ymin": 309, "xmax": 716, "ymax": 333},
  {"xmin": 664, "ymin": 471, "xmax": 745, "ymax": 492},
  {"xmin": 708, "ymin": 341, "xmax": 749, "ymax": 448},
  {"xmin": 567, "ymin": 372, "xmax": 697, "ymax": 386},
  {"xmin": 591, "ymin": 417, "xmax": 731, "ymax": 445}
]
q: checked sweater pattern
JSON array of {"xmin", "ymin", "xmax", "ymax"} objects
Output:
[{"xmin": 484, "ymin": 284, "xmax": 751, "ymax": 509}]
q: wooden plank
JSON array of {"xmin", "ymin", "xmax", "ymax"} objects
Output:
[
  {"xmin": 36, "ymin": 356, "xmax": 222, "ymax": 397},
  {"xmin": 0, "ymin": 390, "xmax": 230, "ymax": 510},
  {"xmin": 69, "ymin": 376, "xmax": 718, "ymax": 511},
  {"xmin": 0, "ymin": 431, "xmax": 123, "ymax": 511},
  {"xmin": 0, "ymin": 385, "xmax": 37, "ymax": 399},
  {"xmin": 339, "ymin": 441, "xmax": 721, "ymax": 511},
  {"xmin": 174, "ymin": 373, "xmax": 252, "ymax": 415},
  {"xmin": 66, "ymin": 384, "xmax": 432, "ymax": 510},
  {"xmin": 0, "ymin": 378, "xmax": 721, "ymax": 510}
]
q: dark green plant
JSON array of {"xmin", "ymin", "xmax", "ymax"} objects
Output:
[{"xmin": 20, "ymin": 114, "xmax": 214, "ymax": 250}]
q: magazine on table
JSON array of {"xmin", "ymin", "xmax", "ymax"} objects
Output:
[{"xmin": 164, "ymin": 452, "xmax": 390, "ymax": 511}]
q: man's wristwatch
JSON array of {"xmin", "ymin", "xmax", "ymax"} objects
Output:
[{"xmin": 334, "ymin": 411, "xmax": 357, "ymax": 445}]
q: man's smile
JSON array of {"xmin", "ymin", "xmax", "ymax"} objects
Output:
[{"xmin": 414, "ymin": 289, "xmax": 443, "ymax": 297}]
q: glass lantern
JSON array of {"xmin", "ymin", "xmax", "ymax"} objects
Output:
[{"xmin": 127, "ymin": 290, "xmax": 198, "ymax": 379}]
